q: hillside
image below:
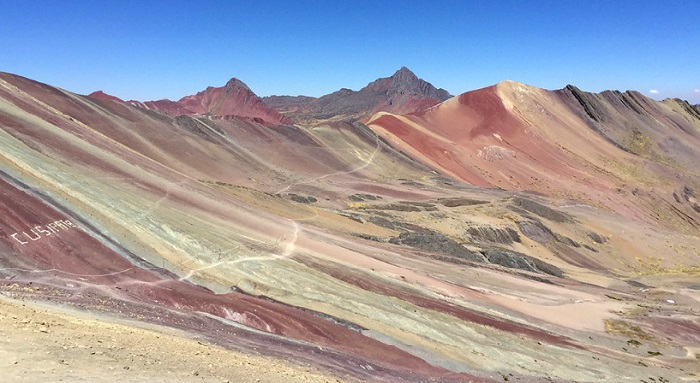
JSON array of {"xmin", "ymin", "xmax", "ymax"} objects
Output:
[
  {"xmin": 0, "ymin": 71, "xmax": 699, "ymax": 382},
  {"xmin": 128, "ymin": 78, "xmax": 292, "ymax": 126},
  {"xmin": 368, "ymin": 80, "xmax": 700, "ymax": 231}
]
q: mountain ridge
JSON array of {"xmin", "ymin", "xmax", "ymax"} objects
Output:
[
  {"xmin": 88, "ymin": 77, "xmax": 292, "ymax": 126},
  {"xmin": 83, "ymin": 69, "xmax": 698, "ymax": 127},
  {"xmin": 368, "ymin": 78, "xmax": 700, "ymax": 232},
  {"xmin": 2, "ymin": 70, "xmax": 700, "ymax": 382},
  {"xmin": 262, "ymin": 67, "xmax": 452, "ymax": 122}
]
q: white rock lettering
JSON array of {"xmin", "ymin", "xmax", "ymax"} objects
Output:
[{"xmin": 10, "ymin": 220, "xmax": 78, "ymax": 245}]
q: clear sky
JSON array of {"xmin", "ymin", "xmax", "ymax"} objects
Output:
[{"xmin": 2, "ymin": 1, "xmax": 698, "ymax": 103}]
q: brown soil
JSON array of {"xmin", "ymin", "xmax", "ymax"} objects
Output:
[{"xmin": 0, "ymin": 296, "xmax": 355, "ymax": 383}]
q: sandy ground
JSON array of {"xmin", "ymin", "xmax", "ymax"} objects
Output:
[{"xmin": 0, "ymin": 296, "xmax": 352, "ymax": 383}]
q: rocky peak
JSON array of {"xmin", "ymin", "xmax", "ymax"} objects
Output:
[
  {"xmin": 259, "ymin": 67, "xmax": 452, "ymax": 121},
  {"xmin": 224, "ymin": 78, "xmax": 252, "ymax": 93},
  {"xmin": 384, "ymin": 67, "xmax": 451, "ymax": 103},
  {"xmin": 390, "ymin": 67, "xmax": 419, "ymax": 84},
  {"xmin": 137, "ymin": 77, "xmax": 290, "ymax": 126}
]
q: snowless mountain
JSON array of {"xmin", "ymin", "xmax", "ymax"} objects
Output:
[{"xmin": 1, "ymin": 70, "xmax": 699, "ymax": 382}]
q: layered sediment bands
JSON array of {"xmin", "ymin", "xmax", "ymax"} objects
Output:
[
  {"xmin": 0, "ymin": 161, "xmax": 477, "ymax": 382},
  {"xmin": 466, "ymin": 226, "xmax": 521, "ymax": 244},
  {"xmin": 368, "ymin": 80, "xmax": 700, "ymax": 229},
  {"xmin": 563, "ymin": 85, "xmax": 606, "ymax": 123},
  {"xmin": 479, "ymin": 248, "xmax": 563, "ymax": 277},
  {"xmin": 558, "ymin": 85, "xmax": 700, "ymax": 171},
  {"xmin": 516, "ymin": 220, "xmax": 558, "ymax": 244},
  {"xmin": 2, "ymin": 71, "xmax": 700, "ymax": 382},
  {"xmin": 296, "ymin": 257, "xmax": 577, "ymax": 348},
  {"xmin": 510, "ymin": 197, "xmax": 573, "ymax": 223}
]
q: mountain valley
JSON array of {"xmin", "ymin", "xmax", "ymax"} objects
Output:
[{"xmin": 0, "ymin": 68, "xmax": 699, "ymax": 382}]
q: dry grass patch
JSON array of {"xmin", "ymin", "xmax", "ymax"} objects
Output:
[{"xmin": 604, "ymin": 319, "xmax": 654, "ymax": 341}]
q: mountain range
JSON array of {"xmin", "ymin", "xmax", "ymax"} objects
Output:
[
  {"xmin": 1, "ymin": 68, "xmax": 699, "ymax": 382},
  {"xmin": 262, "ymin": 66, "xmax": 452, "ymax": 121},
  {"xmin": 89, "ymin": 67, "xmax": 451, "ymax": 124}
]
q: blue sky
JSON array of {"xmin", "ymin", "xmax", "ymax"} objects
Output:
[{"xmin": 2, "ymin": 1, "xmax": 698, "ymax": 103}]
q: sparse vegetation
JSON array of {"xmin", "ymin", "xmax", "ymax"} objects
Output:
[{"xmin": 605, "ymin": 320, "xmax": 654, "ymax": 341}]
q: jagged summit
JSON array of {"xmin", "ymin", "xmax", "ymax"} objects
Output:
[
  {"xmin": 366, "ymin": 66, "xmax": 451, "ymax": 100},
  {"xmin": 139, "ymin": 78, "xmax": 290, "ymax": 126},
  {"xmin": 262, "ymin": 67, "xmax": 452, "ymax": 121},
  {"xmin": 390, "ymin": 66, "xmax": 419, "ymax": 83},
  {"xmin": 224, "ymin": 77, "xmax": 252, "ymax": 93},
  {"xmin": 385, "ymin": 67, "xmax": 452, "ymax": 104},
  {"xmin": 87, "ymin": 68, "xmax": 449, "ymax": 123}
]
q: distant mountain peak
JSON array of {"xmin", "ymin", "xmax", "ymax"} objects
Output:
[
  {"xmin": 87, "ymin": 90, "xmax": 124, "ymax": 103},
  {"xmin": 495, "ymin": 80, "xmax": 539, "ymax": 94},
  {"xmin": 391, "ymin": 66, "xmax": 418, "ymax": 79},
  {"xmin": 224, "ymin": 77, "xmax": 251, "ymax": 93},
  {"xmin": 139, "ymin": 77, "xmax": 290, "ymax": 125},
  {"xmin": 383, "ymin": 67, "xmax": 452, "ymax": 105},
  {"xmin": 262, "ymin": 67, "xmax": 452, "ymax": 121}
]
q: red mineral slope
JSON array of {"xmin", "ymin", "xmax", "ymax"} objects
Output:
[
  {"xmin": 143, "ymin": 78, "xmax": 292, "ymax": 125},
  {"xmin": 368, "ymin": 80, "xmax": 700, "ymax": 224},
  {"xmin": 87, "ymin": 90, "xmax": 125, "ymax": 103},
  {"xmin": 369, "ymin": 83, "xmax": 602, "ymax": 189},
  {"xmin": 0, "ymin": 172, "xmax": 483, "ymax": 382},
  {"xmin": 0, "ymin": 71, "xmax": 486, "ymax": 381},
  {"xmin": 3, "ymin": 71, "xmax": 700, "ymax": 382}
]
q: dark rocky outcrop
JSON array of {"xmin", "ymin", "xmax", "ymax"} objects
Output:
[
  {"xmin": 338, "ymin": 211, "xmax": 365, "ymax": 224},
  {"xmin": 554, "ymin": 233, "xmax": 581, "ymax": 248},
  {"xmin": 389, "ymin": 231, "xmax": 485, "ymax": 262},
  {"xmin": 362, "ymin": 202, "xmax": 437, "ymax": 212},
  {"xmin": 349, "ymin": 193, "xmax": 383, "ymax": 202},
  {"xmin": 287, "ymin": 194, "xmax": 317, "ymax": 204},
  {"xmin": 438, "ymin": 197, "xmax": 487, "ymax": 207},
  {"xmin": 564, "ymin": 85, "xmax": 605, "ymax": 123},
  {"xmin": 174, "ymin": 115, "xmax": 218, "ymax": 143},
  {"xmin": 587, "ymin": 231, "xmax": 608, "ymax": 244},
  {"xmin": 480, "ymin": 248, "xmax": 563, "ymax": 277},
  {"xmin": 510, "ymin": 197, "xmax": 573, "ymax": 223},
  {"xmin": 673, "ymin": 186, "xmax": 700, "ymax": 213},
  {"xmin": 368, "ymin": 216, "xmax": 406, "ymax": 231},
  {"xmin": 516, "ymin": 220, "xmax": 580, "ymax": 249},
  {"xmin": 466, "ymin": 226, "xmax": 521, "ymax": 245},
  {"xmin": 380, "ymin": 67, "xmax": 452, "ymax": 109},
  {"xmin": 516, "ymin": 220, "xmax": 557, "ymax": 243},
  {"xmin": 261, "ymin": 95, "xmax": 316, "ymax": 114},
  {"xmin": 681, "ymin": 186, "xmax": 695, "ymax": 201},
  {"xmin": 389, "ymin": 228, "xmax": 562, "ymax": 277}
]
